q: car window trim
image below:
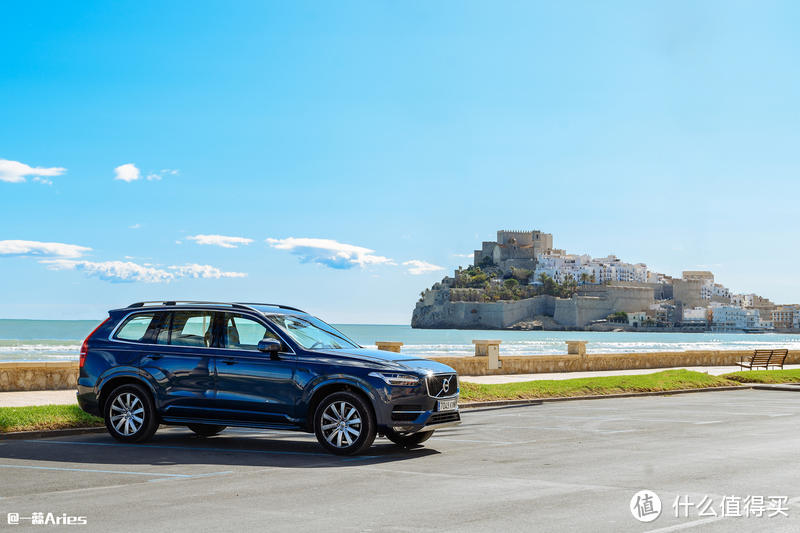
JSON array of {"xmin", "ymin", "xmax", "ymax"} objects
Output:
[{"xmin": 108, "ymin": 308, "xmax": 296, "ymax": 355}]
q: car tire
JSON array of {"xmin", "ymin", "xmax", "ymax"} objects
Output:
[
  {"xmin": 187, "ymin": 424, "xmax": 226, "ymax": 437},
  {"xmin": 314, "ymin": 391, "xmax": 376, "ymax": 455},
  {"xmin": 384, "ymin": 429, "xmax": 435, "ymax": 448},
  {"xmin": 104, "ymin": 383, "xmax": 158, "ymax": 443}
]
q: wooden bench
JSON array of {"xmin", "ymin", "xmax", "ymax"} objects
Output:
[
  {"xmin": 769, "ymin": 349, "xmax": 789, "ymax": 369},
  {"xmin": 735, "ymin": 349, "xmax": 788, "ymax": 370}
]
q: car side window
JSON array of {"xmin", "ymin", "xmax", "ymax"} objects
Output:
[
  {"xmin": 222, "ymin": 314, "xmax": 277, "ymax": 351},
  {"xmin": 167, "ymin": 311, "xmax": 214, "ymax": 347},
  {"xmin": 115, "ymin": 313, "xmax": 157, "ymax": 342}
]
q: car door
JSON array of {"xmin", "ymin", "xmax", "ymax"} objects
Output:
[
  {"xmin": 136, "ymin": 310, "xmax": 217, "ymax": 420},
  {"xmin": 208, "ymin": 312, "xmax": 298, "ymax": 425}
]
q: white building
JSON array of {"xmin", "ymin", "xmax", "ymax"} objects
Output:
[
  {"xmin": 701, "ymin": 282, "xmax": 731, "ymax": 300},
  {"xmin": 626, "ymin": 311, "xmax": 648, "ymax": 326},
  {"xmin": 682, "ymin": 307, "xmax": 708, "ymax": 324},
  {"xmin": 533, "ymin": 252, "xmax": 649, "ymax": 285},
  {"xmin": 731, "ymin": 293, "xmax": 755, "ymax": 308},
  {"xmin": 710, "ymin": 305, "xmax": 768, "ymax": 332}
]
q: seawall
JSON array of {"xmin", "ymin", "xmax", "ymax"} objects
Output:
[
  {"xmin": 431, "ymin": 350, "xmax": 800, "ymax": 376},
  {"xmin": 0, "ymin": 362, "xmax": 78, "ymax": 392},
  {"xmin": 3, "ymin": 350, "xmax": 798, "ymax": 391}
]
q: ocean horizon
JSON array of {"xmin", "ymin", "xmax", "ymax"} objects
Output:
[{"xmin": 1, "ymin": 318, "xmax": 799, "ymax": 363}]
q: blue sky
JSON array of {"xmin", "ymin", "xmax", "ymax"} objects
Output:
[{"xmin": 2, "ymin": 1, "xmax": 800, "ymax": 323}]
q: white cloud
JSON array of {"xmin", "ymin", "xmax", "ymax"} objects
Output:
[
  {"xmin": 403, "ymin": 260, "xmax": 445, "ymax": 275},
  {"xmin": 169, "ymin": 264, "xmax": 247, "ymax": 279},
  {"xmin": 0, "ymin": 240, "xmax": 91, "ymax": 258},
  {"xmin": 114, "ymin": 163, "xmax": 141, "ymax": 182},
  {"xmin": 41, "ymin": 259, "xmax": 246, "ymax": 283},
  {"xmin": 32, "ymin": 177, "xmax": 53, "ymax": 185},
  {"xmin": 146, "ymin": 168, "xmax": 178, "ymax": 181},
  {"xmin": 187, "ymin": 234, "xmax": 254, "ymax": 248},
  {"xmin": 266, "ymin": 237, "xmax": 394, "ymax": 270},
  {"xmin": 0, "ymin": 159, "xmax": 66, "ymax": 184},
  {"xmin": 42, "ymin": 259, "xmax": 175, "ymax": 283},
  {"xmin": 129, "ymin": 223, "xmax": 142, "ymax": 230},
  {"xmin": 452, "ymin": 253, "xmax": 473, "ymax": 259}
]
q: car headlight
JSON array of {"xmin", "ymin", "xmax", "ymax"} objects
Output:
[{"xmin": 368, "ymin": 372, "xmax": 420, "ymax": 386}]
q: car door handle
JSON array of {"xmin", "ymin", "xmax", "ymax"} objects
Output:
[
  {"xmin": 220, "ymin": 358, "xmax": 237, "ymax": 365},
  {"xmin": 146, "ymin": 354, "xmax": 163, "ymax": 360}
]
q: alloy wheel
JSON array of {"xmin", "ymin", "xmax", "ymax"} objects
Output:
[
  {"xmin": 320, "ymin": 400, "xmax": 362, "ymax": 448},
  {"xmin": 109, "ymin": 392, "xmax": 145, "ymax": 436}
]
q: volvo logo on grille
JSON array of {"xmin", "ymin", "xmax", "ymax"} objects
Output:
[{"xmin": 442, "ymin": 377, "xmax": 451, "ymax": 394}]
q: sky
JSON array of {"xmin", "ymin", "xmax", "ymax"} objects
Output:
[{"xmin": 2, "ymin": 1, "xmax": 800, "ymax": 323}]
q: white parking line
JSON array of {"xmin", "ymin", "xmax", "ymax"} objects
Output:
[{"xmin": 645, "ymin": 516, "xmax": 725, "ymax": 532}]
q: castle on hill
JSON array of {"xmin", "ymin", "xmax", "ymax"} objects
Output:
[{"xmin": 411, "ymin": 229, "xmax": 782, "ymax": 332}]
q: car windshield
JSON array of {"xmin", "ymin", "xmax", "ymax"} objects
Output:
[{"xmin": 266, "ymin": 314, "xmax": 359, "ymax": 350}]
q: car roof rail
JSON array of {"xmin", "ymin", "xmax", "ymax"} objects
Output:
[
  {"xmin": 126, "ymin": 300, "xmax": 254, "ymax": 311},
  {"xmin": 233, "ymin": 302, "xmax": 307, "ymax": 313}
]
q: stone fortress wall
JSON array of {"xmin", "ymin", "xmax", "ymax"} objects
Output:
[
  {"xmin": 414, "ymin": 229, "xmax": 657, "ymax": 329},
  {"xmin": 412, "ymin": 285, "xmax": 655, "ymax": 329}
]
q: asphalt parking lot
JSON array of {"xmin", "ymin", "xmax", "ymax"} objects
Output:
[{"xmin": 1, "ymin": 389, "xmax": 799, "ymax": 532}]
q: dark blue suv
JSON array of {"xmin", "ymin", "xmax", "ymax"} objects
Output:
[{"xmin": 77, "ymin": 301, "xmax": 460, "ymax": 455}]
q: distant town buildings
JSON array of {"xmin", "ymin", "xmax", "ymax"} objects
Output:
[
  {"xmin": 413, "ymin": 228, "xmax": 794, "ymax": 332},
  {"xmin": 533, "ymin": 251, "xmax": 648, "ymax": 285},
  {"xmin": 709, "ymin": 304, "xmax": 772, "ymax": 332},
  {"xmin": 682, "ymin": 307, "xmax": 709, "ymax": 325},
  {"xmin": 772, "ymin": 305, "xmax": 800, "ymax": 329}
]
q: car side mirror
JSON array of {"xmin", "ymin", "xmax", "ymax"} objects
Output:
[{"xmin": 257, "ymin": 338, "xmax": 282, "ymax": 356}]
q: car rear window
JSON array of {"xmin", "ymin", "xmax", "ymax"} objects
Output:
[{"xmin": 114, "ymin": 314, "xmax": 157, "ymax": 342}]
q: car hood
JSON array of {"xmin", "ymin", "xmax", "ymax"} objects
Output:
[{"xmin": 314, "ymin": 348, "xmax": 457, "ymax": 374}]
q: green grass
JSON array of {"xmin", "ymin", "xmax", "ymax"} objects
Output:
[
  {"xmin": 0, "ymin": 404, "xmax": 102, "ymax": 433},
  {"xmin": 721, "ymin": 369, "xmax": 800, "ymax": 384},
  {"xmin": 460, "ymin": 369, "xmax": 740, "ymax": 402}
]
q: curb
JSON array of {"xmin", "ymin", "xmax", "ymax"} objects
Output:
[
  {"xmin": 460, "ymin": 385, "xmax": 753, "ymax": 410},
  {"xmin": 0, "ymin": 426, "xmax": 106, "ymax": 440},
  {"xmin": 751, "ymin": 383, "xmax": 800, "ymax": 392}
]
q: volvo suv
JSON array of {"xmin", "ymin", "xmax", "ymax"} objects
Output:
[{"xmin": 77, "ymin": 301, "xmax": 460, "ymax": 455}]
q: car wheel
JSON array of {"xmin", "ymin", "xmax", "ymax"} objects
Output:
[
  {"xmin": 384, "ymin": 429, "xmax": 435, "ymax": 448},
  {"xmin": 187, "ymin": 424, "xmax": 226, "ymax": 437},
  {"xmin": 104, "ymin": 383, "xmax": 158, "ymax": 443},
  {"xmin": 314, "ymin": 391, "xmax": 376, "ymax": 455}
]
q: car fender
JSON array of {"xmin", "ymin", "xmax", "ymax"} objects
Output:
[
  {"xmin": 95, "ymin": 367, "xmax": 160, "ymax": 406},
  {"xmin": 301, "ymin": 375, "xmax": 384, "ymax": 423}
]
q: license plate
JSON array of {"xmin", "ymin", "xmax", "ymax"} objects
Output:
[{"xmin": 437, "ymin": 398, "xmax": 458, "ymax": 412}]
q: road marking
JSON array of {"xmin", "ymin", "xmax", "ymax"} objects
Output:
[
  {"xmin": 645, "ymin": 516, "xmax": 724, "ymax": 532},
  {"xmin": 434, "ymin": 438, "xmax": 515, "ymax": 444},
  {"xmin": 0, "ymin": 463, "xmax": 231, "ymax": 479}
]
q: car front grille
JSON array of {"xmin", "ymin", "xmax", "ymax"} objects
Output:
[
  {"xmin": 427, "ymin": 411, "xmax": 461, "ymax": 425},
  {"xmin": 427, "ymin": 373, "xmax": 458, "ymax": 398}
]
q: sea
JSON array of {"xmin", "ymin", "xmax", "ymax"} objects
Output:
[{"xmin": 1, "ymin": 319, "xmax": 799, "ymax": 362}]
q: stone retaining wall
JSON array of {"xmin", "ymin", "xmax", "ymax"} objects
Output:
[
  {"xmin": 3, "ymin": 350, "xmax": 799, "ymax": 390},
  {"xmin": 0, "ymin": 362, "xmax": 79, "ymax": 392},
  {"xmin": 431, "ymin": 350, "xmax": 800, "ymax": 376}
]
